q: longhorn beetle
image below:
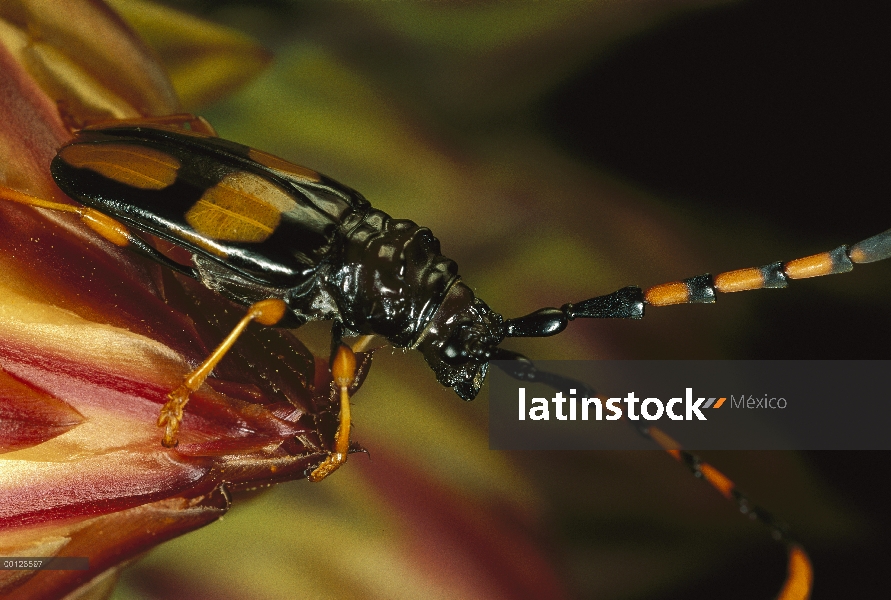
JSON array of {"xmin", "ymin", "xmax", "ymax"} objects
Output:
[
  {"xmin": 2, "ymin": 114, "xmax": 890, "ymax": 461},
  {"xmin": 1, "ymin": 114, "xmax": 888, "ymax": 596}
]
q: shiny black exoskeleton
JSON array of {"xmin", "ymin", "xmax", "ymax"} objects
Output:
[{"xmin": 50, "ymin": 123, "xmax": 646, "ymax": 400}]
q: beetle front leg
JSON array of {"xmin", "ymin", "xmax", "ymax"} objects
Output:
[
  {"xmin": 329, "ymin": 320, "xmax": 375, "ymax": 364},
  {"xmin": 158, "ymin": 298, "xmax": 287, "ymax": 447}
]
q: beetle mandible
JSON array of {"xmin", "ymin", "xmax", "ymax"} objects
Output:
[{"xmin": 2, "ymin": 114, "xmax": 890, "ymax": 483}]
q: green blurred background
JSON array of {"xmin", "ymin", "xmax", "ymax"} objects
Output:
[{"xmin": 108, "ymin": 1, "xmax": 891, "ymax": 598}]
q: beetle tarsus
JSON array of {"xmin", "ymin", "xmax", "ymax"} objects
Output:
[
  {"xmin": 157, "ymin": 387, "xmax": 190, "ymax": 447},
  {"xmin": 308, "ymin": 451, "xmax": 348, "ymax": 482}
]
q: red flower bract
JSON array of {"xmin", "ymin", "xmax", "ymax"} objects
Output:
[{"xmin": 0, "ymin": 3, "xmax": 365, "ymax": 598}]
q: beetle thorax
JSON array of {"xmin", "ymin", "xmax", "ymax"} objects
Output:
[{"xmin": 328, "ymin": 210, "xmax": 460, "ymax": 346}]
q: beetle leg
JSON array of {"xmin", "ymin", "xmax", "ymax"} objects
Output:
[
  {"xmin": 308, "ymin": 344, "xmax": 358, "ymax": 482},
  {"xmin": 158, "ymin": 298, "xmax": 287, "ymax": 447},
  {"xmin": 0, "ymin": 186, "xmax": 199, "ymax": 277},
  {"xmin": 0, "ymin": 186, "xmax": 77, "ymax": 213},
  {"xmin": 329, "ymin": 320, "xmax": 345, "ymax": 367},
  {"xmin": 350, "ymin": 335, "xmax": 377, "ymax": 353},
  {"xmin": 81, "ymin": 113, "xmax": 218, "ymax": 136},
  {"xmin": 0, "ymin": 186, "xmax": 127, "ymax": 246},
  {"xmin": 329, "ymin": 321, "xmax": 376, "ymax": 364}
]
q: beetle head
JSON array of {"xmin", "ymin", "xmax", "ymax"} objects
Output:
[{"xmin": 416, "ymin": 282, "xmax": 504, "ymax": 400}]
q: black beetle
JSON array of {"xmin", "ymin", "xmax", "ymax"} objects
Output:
[
  {"xmin": 3, "ymin": 115, "xmax": 890, "ymax": 480},
  {"xmin": 47, "ymin": 118, "xmax": 891, "ymax": 392},
  {"xmin": 43, "ymin": 118, "xmax": 652, "ymax": 400}
]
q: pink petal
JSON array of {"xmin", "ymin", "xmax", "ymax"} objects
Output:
[{"xmin": 0, "ymin": 369, "xmax": 83, "ymax": 452}]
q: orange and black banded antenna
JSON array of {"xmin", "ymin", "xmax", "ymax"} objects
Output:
[
  {"xmin": 492, "ymin": 356, "xmax": 816, "ymax": 599},
  {"xmin": 642, "ymin": 228, "xmax": 891, "ymax": 307},
  {"xmin": 500, "ymin": 226, "xmax": 891, "ymax": 348},
  {"xmin": 493, "ymin": 231, "xmax": 891, "ymax": 600},
  {"xmin": 495, "ymin": 230, "xmax": 890, "ymax": 600},
  {"xmin": 647, "ymin": 427, "xmax": 813, "ymax": 600},
  {"xmin": 494, "ymin": 230, "xmax": 889, "ymax": 600}
]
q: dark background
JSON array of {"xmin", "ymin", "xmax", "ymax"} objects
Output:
[{"xmin": 549, "ymin": 3, "xmax": 891, "ymax": 597}]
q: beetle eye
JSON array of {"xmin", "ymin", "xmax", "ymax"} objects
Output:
[
  {"xmin": 441, "ymin": 328, "xmax": 493, "ymax": 366},
  {"xmin": 441, "ymin": 335, "xmax": 469, "ymax": 365}
]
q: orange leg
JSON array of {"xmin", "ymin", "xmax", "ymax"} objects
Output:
[
  {"xmin": 0, "ymin": 185, "xmax": 199, "ymax": 278},
  {"xmin": 0, "ymin": 186, "xmax": 132, "ymax": 247},
  {"xmin": 308, "ymin": 344, "xmax": 358, "ymax": 482},
  {"xmin": 158, "ymin": 298, "xmax": 287, "ymax": 447},
  {"xmin": 0, "ymin": 185, "xmax": 349, "ymax": 460}
]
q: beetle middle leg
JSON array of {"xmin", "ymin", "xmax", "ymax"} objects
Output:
[
  {"xmin": 157, "ymin": 298, "xmax": 287, "ymax": 447},
  {"xmin": 304, "ymin": 322, "xmax": 374, "ymax": 481}
]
